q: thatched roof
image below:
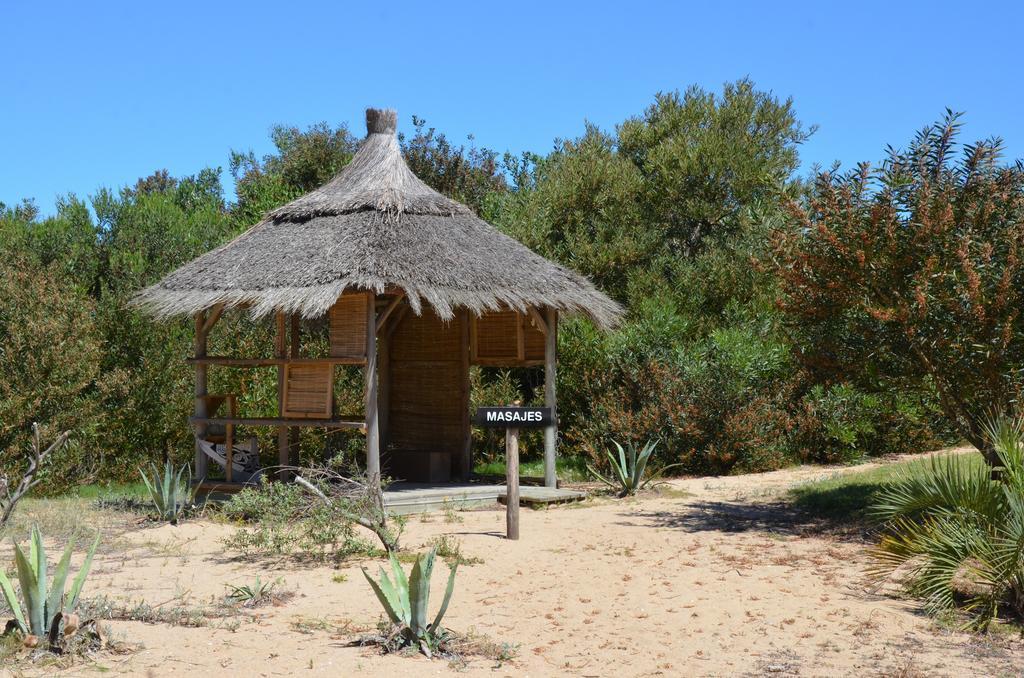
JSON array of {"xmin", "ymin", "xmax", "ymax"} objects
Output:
[{"xmin": 134, "ymin": 108, "xmax": 623, "ymax": 329}]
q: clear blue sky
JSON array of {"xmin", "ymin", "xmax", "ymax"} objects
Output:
[{"xmin": 3, "ymin": 0, "xmax": 1022, "ymax": 215}]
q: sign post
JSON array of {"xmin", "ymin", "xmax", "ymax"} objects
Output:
[
  {"xmin": 505, "ymin": 421, "xmax": 520, "ymax": 540},
  {"xmin": 473, "ymin": 403, "xmax": 551, "ymax": 541}
]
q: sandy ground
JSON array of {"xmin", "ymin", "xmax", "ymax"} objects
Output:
[{"xmin": 4, "ymin": 450, "xmax": 1023, "ymax": 677}]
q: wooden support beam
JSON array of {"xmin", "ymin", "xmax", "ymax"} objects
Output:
[
  {"xmin": 375, "ymin": 292, "xmax": 405, "ymax": 334},
  {"xmin": 289, "ymin": 314, "xmax": 301, "ymax": 469},
  {"xmin": 459, "ymin": 309, "xmax": 471, "ymax": 480},
  {"xmin": 468, "ymin": 312, "xmax": 478, "ymax": 362},
  {"xmin": 201, "ymin": 303, "xmax": 225, "ymax": 336},
  {"xmin": 543, "ymin": 307, "xmax": 558, "ymax": 489},
  {"xmin": 275, "ymin": 312, "xmax": 288, "ymax": 480},
  {"xmin": 469, "ymin": 359, "xmax": 545, "ymax": 368},
  {"xmin": 379, "ymin": 324, "xmax": 390, "ymax": 454},
  {"xmin": 193, "ymin": 312, "xmax": 209, "ymax": 480},
  {"xmin": 191, "ymin": 416, "xmax": 364, "ymax": 429},
  {"xmin": 527, "ymin": 306, "xmax": 548, "ymax": 335},
  {"xmin": 225, "ymin": 425, "xmax": 234, "ymax": 483},
  {"xmin": 365, "ymin": 291, "xmax": 380, "ymax": 480},
  {"xmin": 187, "ymin": 357, "xmax": 366, "ymax": 367},
  {"xmin": 225, "ymin": 395, "xmax": 237, "ymax": 483},
  {"xmin": 384, "ymin": 304, "xmax": 409, "ymax": 340},
  {"xmin": 516, "ymin": 312, "xmax": 526, "ymax": 362}
]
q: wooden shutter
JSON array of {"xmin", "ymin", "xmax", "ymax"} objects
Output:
[
  {"xmin": 283, "ymin": 364, "xmax": 333, "ymax": 419},
  {"xmin": 329, "ymin": 293, "xmax": 368, "ymax": 359}
]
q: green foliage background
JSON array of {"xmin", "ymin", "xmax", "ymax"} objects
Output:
[{"xmin": 0, "ymin": 81, "xmax": 958, "ymax": 490}]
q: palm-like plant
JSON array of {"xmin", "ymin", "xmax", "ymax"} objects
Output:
[
  {"xmin": 870, "ymin": 415, "xmax": 1024, "ymax": 628},
  {"xmin": 587, "ymin": 439, "xmax": 679, "ymax": 497},
  {"xmin": 361, "ymin": 547, "xmax": 457, "ymax": 657},
  {"xmin": 139, "ymin": 461, "xmax": 199, "ymax": 524},
  {"xmin": 0, "ymin": 526, "xmax": 100, "ymax": 647}
]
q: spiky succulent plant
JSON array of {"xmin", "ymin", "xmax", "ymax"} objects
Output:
[
  {"xmin": 588, "ymin": 438, "xmax": 679, "ymax": 497},
  {"xmin": 361, "ymin": 547, "xmax": 457, "ymax": 656},
  {"xmin": 139, "ymin": 460, "xmax": 199, "ymax": 524},
  {"xmin": 0, "ymin": 526, "xmax": 100, "ymax": 647}
]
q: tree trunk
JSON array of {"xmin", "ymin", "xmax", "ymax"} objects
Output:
[{"xmin": 961, "ymin": 423, "xmax": 1002, "ymax": 480}]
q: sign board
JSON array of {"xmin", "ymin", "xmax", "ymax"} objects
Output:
[{"xmin": 474, "ymin": 406, "xmax": 552, "ymax": 428}]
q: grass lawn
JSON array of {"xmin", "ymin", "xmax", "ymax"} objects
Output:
[
  {"xmin": 788, "ymin": 450, "xmax": 984, "ymax": 523},
  {"xmin": 73, "ymin": 481, "xmax": 150, "ymax": 499},
  {"xmin": 473, "ymin": 455, "xmax": 591, "ymax": 482}
]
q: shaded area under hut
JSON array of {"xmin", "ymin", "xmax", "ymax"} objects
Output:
[{"xmin": 134, "ymin": 108, "xmax": 622, "ymax": 490}]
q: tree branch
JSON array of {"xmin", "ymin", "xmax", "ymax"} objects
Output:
[{"xmin": 1, "ymin": 424, "xmax": 70, "ymax": 529}]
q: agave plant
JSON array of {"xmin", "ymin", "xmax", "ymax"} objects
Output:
[
  {"xmin": 139, "ymin": 460, "xmax": 199, "ymax": 524},
  {"xmin": 869, "ymin": 414, "xmax": 1024, "ymax": 628},
  {"xmin": 0, "ymin": 526, "xmax": 100, "ymax": 647},
  {"xmin": 361, "ymin": 547, "xmax": 457, "ymax": 656},
  {"xmin": 226, "ymin": 576, "xmax": 279, "ymax": 607},
  {"xmin": 587, "ymin": 438, "xmax": 679, "ymax": 497}
]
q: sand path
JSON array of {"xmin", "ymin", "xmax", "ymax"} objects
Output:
[{"xmin": 6, "ymin": 449, "xmax": 1022, "ymax": 677}]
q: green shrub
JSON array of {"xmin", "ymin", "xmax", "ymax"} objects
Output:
[
  {"xmin": 0, "ymin": 257, "xmax": 103, "ymax": 493},
  {"xmin": 221, "ymin": 480, "xmax": 371, "ymax": 558},
  {"xmin": 790, "ymin": 384, "xmax": 945, "ymax": 464},
  {"xmin": 774, "ymin": 112, "xmax": 1024, "ymax": 468}
]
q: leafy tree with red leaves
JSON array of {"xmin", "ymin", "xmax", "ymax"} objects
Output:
[{"xmin": 773, "ymin": 111, "xmax": 1024, "ymax": 465}]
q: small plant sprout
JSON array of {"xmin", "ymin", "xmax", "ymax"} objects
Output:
[
  {"xmin": 0, "ymin": 526, "xmax": 100, "ymax": 649},
  {"xmin": 226, "ymin": 576, "xmax": 281, "ymax": 607},
  {"xmin": 587, "ymin": 439, "xmax": 681, "ymax": 497},
  {"xmin": 139, "ymin": 460, "xmax": 200, "ymax": 524},
  {"xmin": 361, "ymin": 547, "xmax": 457, "ymax": 657}
]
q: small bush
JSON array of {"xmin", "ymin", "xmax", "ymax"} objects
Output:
[
  {"xmin": 222, "ymin": 480, "xmax": 372, "ymax": 559},
  {"xmin": 790, "ymin": 384, "xmax": 944, "ymax": 465},
  {"xmin": 429, "ymin": 535, "xmax": 483, "ymax": 566}
]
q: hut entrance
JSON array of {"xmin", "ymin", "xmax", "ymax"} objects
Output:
[{"xmin": 383, "ymin": 310, "xmax": 469, "ymax": 483}]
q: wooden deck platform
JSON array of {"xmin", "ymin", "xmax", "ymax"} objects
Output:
[
  {"xmin": 383, "ymin": 482, "xmax": 586, "ymax": 514},
  {"xmin": 195, "ymin": 479, "xmax": 587, "ymax": 513}
]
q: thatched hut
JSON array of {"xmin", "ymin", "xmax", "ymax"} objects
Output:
[{"xmin": 135, "ymin": 108, "xmax": 621, "ymax": 488}]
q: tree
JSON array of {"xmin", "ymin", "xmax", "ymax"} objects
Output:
[
  {"xmin": 489, "ymin": 81, "xmax": 835, "ymax": 471},
  {"xmin": 0, "ymin": 256, "xmax": 102, "ymax": 485},
  {"xmin": 497, "ymin": 79, "xmax": 811, "ymax": 303},
  {"xmin": 773, "ymin": 111, "xmax": 1024, "ymax": 465},
  {"xmin": 230, "ymin": 122, "xmax": 359, "ymax": 227},
  {"xmin": 400, "ymin": 116, "xmax": 510, "ymax": 216}
]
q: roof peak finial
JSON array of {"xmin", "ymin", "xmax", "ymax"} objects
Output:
[{"xmin": 366, "ymin": 108, "xmax": 397, "ymax": 135}]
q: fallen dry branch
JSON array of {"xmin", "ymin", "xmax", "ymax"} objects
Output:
[{"xmin": 293, "ymin": 469, "xmax": 401, "ymax": 554}]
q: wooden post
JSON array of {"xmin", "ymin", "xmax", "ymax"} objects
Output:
[
  {"xmin": 378, "ymin": 298, "xmax": 391, "ymax": 454},
  {"xmin": 289, "ymin": 314, "xmax": 301, "ymax": 469},
  {"xmin": 275, "ymin": 312, "xmax": 288, "ymax": 480},
  {"xmin": 506, "ymin": 420, "xmax": 520, "ymax": 541},
  {"xmin": 365, "ymin": 291, "xmax": 380, "ymax": 481},
  {"xmin": 224, "ymin": 419, "xmax": 234, "ymax": 483},
  {"xmin": 459, "ymin": 309, "xmax": 471, "ymax": 480},
  {"xmin": 543, "ymin": 307, "xmax": 558, "ymax": 488},
  {"xmin": 194, "ymin": 312, "xmax": 209, "ymax": 480}
]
